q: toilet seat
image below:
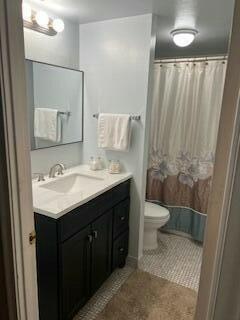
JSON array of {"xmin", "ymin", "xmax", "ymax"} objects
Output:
[{"xmin": 145, "ymin": 202, "xmax": 170, "ymax": 222}]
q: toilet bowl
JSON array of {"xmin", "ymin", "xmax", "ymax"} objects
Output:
[{"xmin": 144, "ymin": 201, "xmax": 170, "ymax": 250}]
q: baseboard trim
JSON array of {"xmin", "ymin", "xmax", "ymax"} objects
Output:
[
  {"xmin": 126, "ymin": 256, "xmax": 140, "ymax": 269},
  {"xmin": 161, "ymin": 229, "xmax": 194, "ymax": 240}
]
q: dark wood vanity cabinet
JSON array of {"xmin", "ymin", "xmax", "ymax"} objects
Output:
[{"xmin": 35, "ymin": 180, "xmax": 130, "ymax": 320}]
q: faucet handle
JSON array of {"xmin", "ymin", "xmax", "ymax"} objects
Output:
[{"xmin": 32, "ymin": 173, "xmax": 45, "ymax": 182}]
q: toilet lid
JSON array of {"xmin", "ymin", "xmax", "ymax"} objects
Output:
[{"xmin": 145, "ymin": 202, "xmax": 170, "ymax": 220}]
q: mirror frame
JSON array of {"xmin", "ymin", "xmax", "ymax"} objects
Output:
[{"xmin": 26, "ymin": 59, "xmax": 84, "ymax": 150}]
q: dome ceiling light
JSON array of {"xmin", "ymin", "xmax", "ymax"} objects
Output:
[
  {"xmin": 22, "ymin": 2, "xmax": 64, "ymax": 37},
  {"xmin": 171, "ymin": 29, "xmax": 198, "ymax": 47}
]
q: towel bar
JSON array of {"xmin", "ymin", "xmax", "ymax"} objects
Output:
[
  {"xmin": 93, "ymin": 113, "xmax": 141, "ymax": 121},
  {"xmin": 59, "ymin": 111, "xmax": 71, "ymax": 116}
]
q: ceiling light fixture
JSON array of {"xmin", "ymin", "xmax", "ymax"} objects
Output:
[
  {"xmin": 22, "ymin": 3, "xmax": 65, "ymax": 36},
  {"xmin": 171, "ymin": 29, "xmax": 198, "ymax": 47}
]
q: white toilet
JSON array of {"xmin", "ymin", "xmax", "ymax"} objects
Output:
[{"xmin": 144, "ymin": 201, "xmax": 170, "ymax": 250}]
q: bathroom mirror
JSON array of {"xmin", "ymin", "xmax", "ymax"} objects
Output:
[{"xmin": 25, "ymin": 59, "xmax": 84, "ymax": 150}]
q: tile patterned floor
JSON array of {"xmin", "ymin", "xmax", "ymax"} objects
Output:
[
  {"xmin": 74, "ymin": 265, "xmax": 134, "ymax": 320},
  {"xmin": 75, "ymin": 231, "xmax": 202, "ymax": 319},
  {"xmin": 139, "ymin": 231, "xmax": 203, "ymax": 291}
]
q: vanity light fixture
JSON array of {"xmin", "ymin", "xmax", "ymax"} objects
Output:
[
  {"xmin": 52, "ymin": 18, "xmax": 65, "ymax": 33},
  {"xmin": 171, "ymin": 29, "xmax": 198, "ymax": 47},
  {"xmin": 35, "ymin": 10, "xmax": 49, "ymax": 28},
  {"xmin": 22, "ymin": 2, "xmax": 65, "ymax": 36}
]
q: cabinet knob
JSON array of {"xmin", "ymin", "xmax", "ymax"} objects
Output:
[
  {"xmin": 88, "ymin": 235, "xmax": 93, "ymax": 243},
  {"xmin": 120, "ymin": 216, "xmax": 125, "ymax": 221},
  {"xmin": 92, "ymin": 230, "xmax": 98, "ymax": 239},
  {"xmin": 119, "ymin": 247, "xmax": 124, "ymax": 253}
]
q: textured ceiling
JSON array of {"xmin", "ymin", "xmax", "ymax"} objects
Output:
[{"xmin": 27, "ymin": 0, "xmax": 235, "ymax": 58}]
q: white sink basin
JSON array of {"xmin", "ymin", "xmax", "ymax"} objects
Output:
[
  {"xmin": 40, "ymin": 173, "xmax": 104, "ymax": 194},
  {"xmin": 32, "ymin": 165, "xmax": 133, "ymax": 219}
]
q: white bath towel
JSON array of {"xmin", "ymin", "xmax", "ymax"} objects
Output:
[
  {"xmin": 34, "ymin": 108, "xmax": 61, "ymax": 143},
  {"xmin": 98, "ymin": 113, "xmax": 131, "ymax": 151}
]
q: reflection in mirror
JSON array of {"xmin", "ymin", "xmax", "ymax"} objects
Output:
[{"xmin": 25, "ymin": 60, "xmax": 84, "ymax": 150}]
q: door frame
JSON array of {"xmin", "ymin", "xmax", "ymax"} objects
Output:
[
  {"xmin": 0, "ymin": 84, "xmax": 18, "ymax": 320},
  {"xmin": 195, "ymin": 0, "xmax": 240, "ymax": 318},
  {"xmin": 0, "ymin": 0, "xmax": 39, "ymax": 319},
  {"xmin": 1, "ymin": 0, "xmax": 240, "ymax": 319}
]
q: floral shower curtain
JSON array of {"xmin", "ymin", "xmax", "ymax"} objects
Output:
[{"xmin": 146, "ymin": 59, "xmax": 227, "ymax": 241}]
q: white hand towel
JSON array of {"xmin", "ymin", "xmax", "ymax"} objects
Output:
[
  {"xmin": 98, "ymin": 113, "xmax": 131, "ymax": 151},
  {"xmin": 34, "ymin": 108, "xmax": 61, "ymax": 143}
]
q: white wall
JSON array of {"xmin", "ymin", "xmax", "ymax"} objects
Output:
[
  {"xmin": 30, "ymin": 143, "xmax": 82, "ymax": 174},
  {"xmin": 79, "ymin": 14, "xmax": 156, "ymax": 260},
  {"xmin": 24, "ymin": 13, "xmax": 82, "ymax": 174}
]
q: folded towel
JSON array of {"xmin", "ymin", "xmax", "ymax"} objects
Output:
[
  {"xmin": 34, "ymin": 108, "xmax": 61, "ymax": 143},
  {"xmin": 98, "ymin": 113, "xmax": 131, "ymax": 151}
]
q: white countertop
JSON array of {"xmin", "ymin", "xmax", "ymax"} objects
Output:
[{"xmin": 32, "ymin": 165, "xmax": 132, "ymax": 219}]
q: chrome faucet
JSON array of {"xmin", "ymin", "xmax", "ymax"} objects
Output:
[
  {"xmin": 32, "ymin": 173, "xmax": 45, "ymax": 182},
  {"xmin": 49, "ymin": 163, "xmax": 66, "ymax": 178}
]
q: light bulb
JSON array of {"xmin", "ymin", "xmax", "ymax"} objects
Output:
[
  {"xmin": 171, "ymin": 29, "xmax": 198, "ymax": 47},
  {"xmin": 52, "ymin": 19, "xmax": 65, "ymax": 33},
  {"xmin": 35, "ymin": 11, "xmax": 49, "ymax": 28},
  {"xmin": 22, "ymin": 3, "xmax": 32, "ymax": 21}
]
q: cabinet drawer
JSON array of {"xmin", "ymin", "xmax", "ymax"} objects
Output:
[
  {"xmin": 113, "ymin": 198, "xmax": 130, "ymax": 239},
  {"xmin": 112, "ymin": 230, "xmax": 129, "ymax": 270}
]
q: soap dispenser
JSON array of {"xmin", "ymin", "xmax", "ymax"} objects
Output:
[
  {"xmin": 89, "ymin": 157, "xmax": 98, "ymax": 171},
  {"xmin": 96, "ymin": 157, "xmax": 103, "ymax": 170}
]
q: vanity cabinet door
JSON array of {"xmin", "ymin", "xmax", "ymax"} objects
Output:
[
  {"xmin": 91, "ymin": 210, "xmax": 113, "ymax": 295},
  {"xmin": 61, "ymin": 225, "xmax": 91, "ymax": 320}
]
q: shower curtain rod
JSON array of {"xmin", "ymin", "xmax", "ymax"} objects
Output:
[{"xmin": 154, "ymin": 55, "xmax": 228, "ymax": 64}]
